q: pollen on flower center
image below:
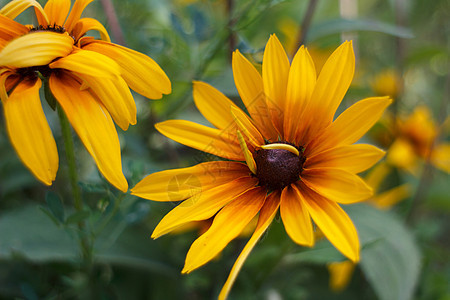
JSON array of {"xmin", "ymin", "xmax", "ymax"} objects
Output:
[
  {"xmin": 254, "ymin": 142, "xmax": 305, "ymax": 190},
  {"xmin": 29, "ymin": 24, "xmax": 66, "ymax": 34}
]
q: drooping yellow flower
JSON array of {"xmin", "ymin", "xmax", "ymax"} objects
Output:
[
  {"xmin": 0, "ymin": 0, "xmax": 171, "ymax": 191},
  {"xmin": 386, "ymin": 106, "xmax": 450, "ymax": 174},
  {"xmin": 132, "ymin": 34, "xmax": 391, "ymax": 299}
]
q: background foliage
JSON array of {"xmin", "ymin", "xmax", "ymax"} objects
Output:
[{"xmin": 0, "ymin": 0, "xmax": 449, "ymax": 299}]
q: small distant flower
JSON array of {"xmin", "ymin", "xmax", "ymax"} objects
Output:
[
  {"xmin": 132, "ymin": 35, "xmax": 391, "ymax": 298},
  {"xmin": 386, "ymin": 106, "xmax": 450, "ymax": 174},
  {"xmin": 0, "ymin": 0, "xmax": 171, "ymax": 191},
  {"xmin": 372, "ymin": 69, "xmax": 403, "ymax": 99}
]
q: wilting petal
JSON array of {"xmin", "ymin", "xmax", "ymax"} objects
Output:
[
  {"xmin": 300, "ymin": 183, "xmax": 360, "ymax": 262},
  {"xmin": 280, "ymin": 185, "xmax": 314, "ymax": 246},
  {"xmin": 0, "ymin": 14, "xmax": 28, "ymax": 41},
  {"xmin": 76, "ymin": 73, "xmax": 136, "ymax": 130},
  {"xmin": 81, "ymin": 40, "xmax": 171, "ymax": 99},
  {"xmin": 231, "ymin": 106, "xmax": 265, "ymax": 148},
  {"xmin": 306, "ymin": 96, "xmax": 392, "ymax": 156},
  {"xmin": 44, "ymin": 0, "xmax": 70, "ymax": 25},
  {"xmin": 284, "ymin": 46, "xmax": 316, "ymax": 142},
  {"xmin": 193, "ymin": 81, "xmax": 239, "ymax": 129},
  {"xmin": 72, "ymin": 18, "xmax": 110, "ymax": 42},
  {"xmin": 2, "ymin": 77, "xmax": 58, "ymax": 185},
  {"xmin": 155, "ymin": 120, "xmax": 244, "ymax": 161},
  {"xmin": 50, "ymin": 72, "xmax": 128, "ymax": 192},
  {"xmin": 219, "ymin": 191, "xmax": 281, "ymax": 300},
  {"xmin": 306, "ymin": 144, "xmax": 385, "ymax": 173},
  {"xmin": 64, "ymin": 0, "xmax": 94, "ymax": 32},
  {"xmin": 152, "ymin": 176, "xmax": 258, "ymax": 238},
  {"xmin": 431, "ymin": 143, "xmax": 450, "ymax": 173},
  {"xmin": 302, "ymin": 41, "xmax": 354, "ymax": 143},
  {"xmin": 232, "ymin": 49, "xmax": 278, "ymax": 139},
  {"xmin": 0, "ymin": 32, "xmax": 73, "ymax": 68},
  {"xmin": 0, "ymin": 0, "xmax": 48, "ymax": 25},
  {"xmin": 182, "ymin": 187, "xmax": 266, "ymax": 273},
  {"xmin": 236, "ymin": 130, "xmax": 257, "ymax": 174},
  {"xmin": 302, "ymin": 168, "xmax": 373, "ymax": 204},
  {"xmin": 328, "ymin": 260, "xmax": 355, "ymax": 292},
  {"xmin": 131, "ymin": 161, "xmax": 250, "ymax": 201},
  {"xmin": 262, "ymin": 34, "xmax": 290, "ymax": 135},
  {"xmin": 50, "ymin": 49, "xmax": 121, "ymax": 78}
]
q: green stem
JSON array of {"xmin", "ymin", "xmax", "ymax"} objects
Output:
[{"xmin": 57, "ymin": 104, "xmax": 92, "ymax": 265}]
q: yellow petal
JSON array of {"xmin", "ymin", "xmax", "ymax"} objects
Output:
[
  {"xmin": 2, "ymin": 77, "xmax": 58, "ymax": 185},
  {"xmin": 44, "ymin": 0, "xmax": 70, "ymax": 25},
  {"xmin": 328, "ymin": 260, "xmax": 355, "ymax": 292},
  {"xmin": 0, "ymin": 0, "xmax": 48, "ymax": 25},
  {"xmin": 306, "ymin": 96, "xmax": 392, "ymax": 157},
  {"xmin": 219, "ymin": 191, "xmax": 281, "ymax": 300},
  {"xmin": 131, "ymin": 161, "xmax": 250, "ymax": 201},
  {"xmin": 231, "ymin": 105, "xmax": 265, "ymax": 148},
  {"xmin": 236, "ymin": 130, "xmax": 257, "ymax": 174},
  {"xmin": 431, "ymin": 143, "xmax": 450, "ymax": 173},
  {"xmin": 81, "ymin": 40, "xmax": 171, "ymax": 99},
  {"xmin": 193, "ymin": 81, "xmax": 239, "ymax": 129},
  {"xmin": 284, "ymin": 46, "xmax": 316, "ymax": 142},
  {"xmin": 302, "ymin": 168, "xmax": 373, "ymax": 204},
  {"xmin": 182, "ymin": 187, "xmax": 266, "ymax": 273},
  {"xmin": 302, "ymin": 41, "xmax": 354, "ymax": 143},
  {"xmin": 0, "ymin": 69, "xmax": 20, "ymax": 101},
  {"xmin": 0, "ymin": 14, "xmax": 28, "ymax": 41},
  {"xmin": 50, "ymin": 49, "xmax": 121, "ymax": 78},
  {"xmin": 364, "ymin": 162, "xmax": 391, "ymax": 191},
  {"xmin": 280, "ymin": 185, "xmax": 314, "ymax": 246},
  {"xmin": 0, "ymin": 31, "xmax": 73, "ymax": 68},
  {"xmin": 300, "ymin": 183, "xmax": 360, "ymax": 262},
  {"xmin": 152, "ymin": 176, "xmax": 258, "ymax": 238},
  {"xmin": 306, "ymin": 144, "xmax": 385, "ymax": 173},
  {"xmin": 232, "ymin": 49, "xmax": 278, "ymax": 139},
  {"xmin": 386, "ymin": 138, "xmax": 418, "ymax": 173},
  {"xmin": 371, "ymin": 184, "xmax": 411, "ymax": 209},
  {"xmin": 49, "ymin": 72, "xmax": 128, "ymax": 192},
  {"xmin": 76, "ymin": 73, "xmax": 136, "ymax": 130},
  {"xmin": 155, "ymin": 120, "xmax": 244, "ymax": 161},
  {"xmin": 72, "ymin": 17, "xmax": 111, "ymax": 42},
  {"xmin": 64, "ymin": 0, "xmax": 94, "ymax": 33},
  {"xmin": 262, "ymin": 34, "xmax": 290, "ymax": 135}
]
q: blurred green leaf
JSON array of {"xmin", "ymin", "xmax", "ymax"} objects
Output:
[
  {"xmin": 346, "ymin": 204, "xmax": 421, "ymax": 300},
  {"xmin": 309, "ymin": 18, "xmax": 414, "ymax": 41},
  {"xmin": 65, "ymin": 210, "xmax": 90, "ymax": 225},
  {"xmin": 45, "ymin": 192, "xmax": 65, "ymax": 224}
]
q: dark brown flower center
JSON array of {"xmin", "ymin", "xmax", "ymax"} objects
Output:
[
  {"xmin": 254, "ymin": 142, "xmax": 305, "ymax": 191},
  {"xmin": 29, "ymin": 24, "xmax": 66, "ymax": 34}
]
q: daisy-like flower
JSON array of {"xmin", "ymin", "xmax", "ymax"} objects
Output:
[
  {"xmin": 132, "ymin": 34, "xmax": 391, "ymax": 299},
  {"xmin": 0, "ymin": 0, "xmax": 171, "ymax": 191}
]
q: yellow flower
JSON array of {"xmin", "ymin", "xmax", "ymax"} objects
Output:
[
  {"xmin": 386, "ymin": 106, "xmax": 450, "ymax": 174},
  {"xmin": 372, "ymin": 69, "xmax": 403, "ymax": 99},
  {"xmin": 0, "ymin": 0, "xmax": 171, "ymax": 191},
  {"xmin": 132, "ymin": 34, "xmax": 391, "ymax": 299}
]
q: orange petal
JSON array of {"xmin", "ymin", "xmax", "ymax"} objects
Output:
[
  {"xmin": 280, "ymin": 185, "xmax": 314, "ymax": 246},
  {"xmin": 64, "ymin": 0, "xmax": 94, "ymax": 33},
  {"xmin": 232, "ymin": 49, "xmax": 278, "ymax": 139},
  {"xmin": 81, "ymin": 40, "xmax": 171, "ymax": 99},
  {"xmin": 44, "ymin": 0, "xmax": 70, "ymax": 25},
  {"xmin": 302, "ymin": 168, "xmax": 373, "ymax": 204},
  {"xmin": 284, "ymin": 46, "xmax": 316, "ymax": 142},
  {"xmin": 2, "ymin": 77, "xmax": 58, "ymax": 185},
  {"xmin": 300, "ymin": 183, "xmax": 360, "ymax": 262},
  {"xmin": 262, "ymin": 34, "xmax": 290, "ymax": 135},
  {"xmin": 49, "ymin": 72, "xmax": 128, "ymax": 192},
  {"xmin": 219, "ymin": 191, "xmax": 281, "ymax": 300},
  {"xmin": 131, "ymin": 161, "xmax": 250, "ymax": 201},
  {"xmin": 231, "ymin": 105, "xmax": 265, "ymax": 148},
  {"xmin": 72, "ymin": 17, "xmax": 111, "ymax": 42},
  {"xmin": 151, "ymin": 176, "xmax": 258, "ymax": 238},
  {"xmin": 305, "ymin": 144, "xmax": 385, "ymax": 173},
  {"xmin": 0, "ymin": 14, "xmax": 28, "ymax": 41},
  {"xmin": 0, "ymin": 0, "xmax": 48, "ymax": 25},
  {"xmin": 155, "ymin": 120, "xmax": 244, "ymax": 161},
  {"xmin": 182, "ymin": 187, "xmax": 266, "ymax": 273}
]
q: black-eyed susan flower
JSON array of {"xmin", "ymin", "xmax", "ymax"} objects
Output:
[
  {"xmin": 0, "ymin": 0, "xmax": 171, "ymax": 191},
  {"xmin": 131, "ymin": 34, "xmax": 391, "ymax": 299}
]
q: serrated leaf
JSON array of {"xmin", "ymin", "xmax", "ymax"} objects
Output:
[{"xmin": 45, "ymin": 192, "xmax": 65, "ymax": 223}]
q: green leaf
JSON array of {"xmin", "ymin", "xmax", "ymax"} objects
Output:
[
  {"xmin": 308, "ymin": 18, "xmax": 414, "ymax": 41},
  {"xmin": 65, "ymin": 210, "xmax": 90, "ymax": 225},
  {"xmin": 345, "ymin": 204, "xmax": 421, "ymax": 300},
  {"xmin": 45, "ymin": 192, "xmax": 65, "ymax": 224}
]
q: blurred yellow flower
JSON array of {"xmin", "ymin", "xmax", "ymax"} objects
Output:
[
  {"xmin": 0, "ymin": 0, "xmax": 171, "ymax": 191},
  {"xmin": 132, "ymin": 34, "xmax": 390, "ymax": 299},
  {"xmin": 372, "ymin": 69, "xmax": 403, "ymax": 99},
  {"xmin": 386, "ymin": 106, "xmax": 450, "ymax": 174}
]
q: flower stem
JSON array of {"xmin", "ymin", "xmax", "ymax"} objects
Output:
[
  {"xmin": 57, "ymin": 104, "xmax": 92, "ymax": 265},
  {"xmin": 293, "ymin": 0, "xmax": 319, "ymax": 55}
]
